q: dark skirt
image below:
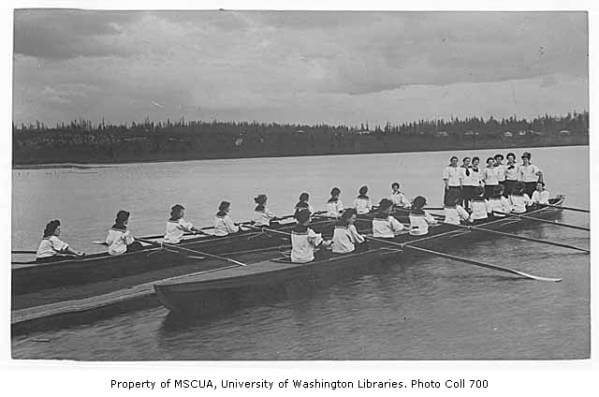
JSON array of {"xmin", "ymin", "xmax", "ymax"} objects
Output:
[
  {"xmin": 484, "ymin": 184, "xmax": 498, "ymax": 199},
  {"xmin": 444, "ymin": 186, "xmax": 462, "ymax": 206},
  {"xmin": 461, "ymin": 186, "xmax": 475, "ymax": 209},
  {"xmin": 524, "ymin": 182, "xmax": 537, "ymax": 197},
  {"xmin": 504, "ymin": 180, "xmax": 517, "ymax": 197},
  {"xmin": 126, "ymin": 241, "xmax": 144, "ymax": 252}
]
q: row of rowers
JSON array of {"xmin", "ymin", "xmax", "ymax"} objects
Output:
[
  {"xmin": 33, "ymin": 179, "xmax": 548, "ymax": 262},
  {"xmin": 289, "ymin": 181, "xmax": 552, "ymax": 264},
  {"xmin": 442, "ymin": 151, "xmax": 543, "ymax": 204}
]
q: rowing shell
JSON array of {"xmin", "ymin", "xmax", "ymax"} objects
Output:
[{"xmin": 154, "ymin": 196, "xmax": 568, "ymax": 316}]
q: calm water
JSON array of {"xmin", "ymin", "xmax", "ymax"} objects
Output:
[{"xmin": 11, "ymin": 146, "xmax": 589, "ymax": 359}]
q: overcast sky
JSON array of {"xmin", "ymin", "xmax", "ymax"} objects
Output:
[{"xmin": 13, "ymin": 10, "xmax": 588, "ymax": 126}]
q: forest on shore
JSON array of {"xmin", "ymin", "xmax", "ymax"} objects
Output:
[{"xmin": 13, "ymin": 111, "xmax": 588, "ymax": 165}]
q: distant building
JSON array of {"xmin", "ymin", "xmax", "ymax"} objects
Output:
[
  {"xmin": 464, "ymin": 130, "xmax": 475, "ymax": 136},
  {"xmin": 356, "ymin": 130, "xmax": 371, "ymax": 135},
  {"xmin": 559, "ymin": 130, "xmax": 571, "ymax": 135},
  {"xmin": 518, "ymin": 130, "xmax": 527, "ymax": 136},
  {"xmin": 503, "ymin": 131, "xmax": 513, "ymax": 137},
  {"xmin": 435, "ymin": 130, "xmax": 449, "ymax": 137}
]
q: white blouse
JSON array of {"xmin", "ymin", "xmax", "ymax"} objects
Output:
[
  {"xmin": 372, "ymin": 216, "xmax": 404, "ymax": 238},
  {"xmin": 353, "ymin": 197, "xmax": 372, "ymax": 215},
  {"xmin": 531, "ymin": 190, "xmax": 550, "ymax": 205},
  {"xmin": 164, "ymin": 218, "xmax": 194, "ymax": 244},
  {"xmin": 390, "ymin": 191, "xmax": 410, "ymax": 208},
  {"xmin": 443, "ymin": 205, "xmax": 470, "ymax": 225},
  {"xmin": 332, "ymin": 224, "xmax": 365, "ymax": 253},
  {"xmin": 486, "ymin": 196, "xmax": 512, "ymax": 216},
  {"xmin": 409, "ymin": 211, "xmax": 437, "ymax": 236},
  {"xmin": 36, "ymin": 236, "xmax": 69, "ymax": 259},
  {"xmin": 519, "ymin": 164, "xmax": 542, "ymax": 183},
  {"xmin": 504, "ymin": 163, "xmax": 519, "ymax": 181},
  {"xmin": 105, "ymin": 228, "xmax": 134, "ymax": 256},
  {"xmin": 214, "ymin": 215, "xmax": 239, "ymax": 236},
  {"xmin": 510, "ymin": 194, "xmax": 532, "ymax": 213},
  {"xmin": 469, "ymin": 200, "xmax": 489, "ymax": 221},
  {"xmin": 461, "ymin": 167, "xmax": 483, "ymax": 186},
  {"xmin": 291, "ymin": 227, "xmax": 323, "ymax": 263},
  {"xmin": 326, "ymin": 200, "xmax": 344, "ymax": 217},
  {"xmin": 253, "ymin": 208, "xmax": 275, "ymax": 226},
  {"xmin": 483, "ymin": 167, "xmax": 500, "ymax": 185},
  {"xmin": 443, "ymin": 166, "xmax": 462, "ymax": 187}
]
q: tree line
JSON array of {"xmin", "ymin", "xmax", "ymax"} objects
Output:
[{"xmin": 13, "ymin": 111, "xmax": 588, "ymax": 165}]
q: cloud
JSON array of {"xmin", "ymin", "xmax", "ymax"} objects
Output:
[{"xmin": 12, "ymin": 10, "xmax": 588, "ymax": 125}]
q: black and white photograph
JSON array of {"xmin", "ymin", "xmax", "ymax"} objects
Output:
[{"xmin": 9, "ymin": 7, "xmax": 590, "ymax": 365}]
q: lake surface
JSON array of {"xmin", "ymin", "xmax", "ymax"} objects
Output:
[{"xmin": 11, "ymin": 146, "xmax": 590, "ymax": 360}]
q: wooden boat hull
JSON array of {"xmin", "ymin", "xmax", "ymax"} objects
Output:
[
  {"xmin": 154, "ymin": 197, "xmax": 569, "ymax": 317},
  {"xmin": 11, "ymin": 218, "xmax": 335, "ymax": 295}
]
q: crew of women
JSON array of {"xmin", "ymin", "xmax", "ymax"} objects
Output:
[{"xmin": 34, "ymin": 154, "xmax": 549, "ymax": 263}]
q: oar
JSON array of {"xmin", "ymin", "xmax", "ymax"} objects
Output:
[
  {"xmin": 443, "ymin": 222, "xmax": 589, "ymax": 254},
  {"xmin": 12, "ymin": 250, "xmax": 37, "ymax": 254},
  {"xmin": 547, "ymin": 204, "xmax": 589, "ymax": 213},
  {"xmin": 495, "ymin": 211, "xmax": 589, "ymax": 232},
  {"xmin": 137, "ymin": 238, "xmax": 248, "ymax": 267},
  {"xmin": 365, "ymin": 236, "xmax": 561, "ymax": 282}
]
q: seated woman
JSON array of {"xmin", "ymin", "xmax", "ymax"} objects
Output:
[
  {"xmin": 510, "ymin": 182, "xmax": 533, "ymax": 214},
  {"xmin": 164, "ymin": 204, "xmax": 201, "ymax": 244},
  {"xmin": 443, "ymin": 189, "xmax": 470, "ymax": 225},
  {"xmin": 326, "ymin": 187, "xmax": 344, "ymax": 218},
  {"xmin": 291, "ymin": 209, "xmax": 330, "ymax": 263},
  {"xmin": 214, "ymin": 201, "xmax": 242, "ymax": 237},
  {"xmin": 294, "ymin": 192, "xmax": 314, "ymax": 215},
  {"xmin": 486, "ymin": 185, "xmax": 511, "ymax": 217},
  {"xmin": 409, "ymin": 196, "xmax": 438, "ymax": 236},
  {"xmin": 372, "ymin": 198, "xmax": 404, "ymax": 238},
  {"xmin": 353, "ymin": 185, "xmax": 373, "ymax": 215},
  {"xmin": 332, "ymin": 208, "xmax": 365, "ymax": 253},
  {"xmin": 469, "ymin": 187, "xmax": 489, "ymax": 223},
  {"xmin": 36, "ymin": 219, "xmax": 84, "ymax": 262},
  {"xmin": 105, "ymin": 210, "xmax": 144, "ymax": 255},
  {"xmin": 531, "ymin": 182, "xmax": 550, "ymax": 205},
  {"xmin": 390, "ymin": 182, "xmax": 411, "ymax": 208},
  {"xmin": 252, "ymin": 194, "xmax": 276, "ymax": 226}
]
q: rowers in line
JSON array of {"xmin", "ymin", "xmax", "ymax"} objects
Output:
[{"xmin": 164, "ymin": 204, "xmax": 202, "ymax": 244}]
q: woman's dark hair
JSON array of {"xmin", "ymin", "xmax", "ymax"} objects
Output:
[
  {"xmin": 462, "ymin": 157, "xmax": 471, "ymax": 162},
  {"xmin": 474, "ymin": 186, "xmax": 485, "ymax": 198},
  {"xmin": 378, "ymin": 198, "xmax": 393, "ymax": 212},
  {"xmin": 328, "ymin": 187, "xmax": 341, "ymax": 203},
  {"xmin": 299, "ymin": 192, "xmax": 309, "ymax": 202},
  {"xmin": 43, "ymin": 219, "xmax": 61, "ymax": 238},
  {"xmin": 412, "ymin": 196, "xmax": 427, "ymax": 209},
  {"xmin": 295, "ymin": 208, "xmax": 311, "ymax": 224},
  {"xmin": 254, "ymin": 194, "xmax": 267, "ymax": 205},
  {"xmin": 493, "ymin": 185, "xmax": 504, "ymax": 198},
  {"xmin": 217, "ymin": 201, "xmax": 231, "ymax": 217},
  {"xmin": 450, "ymin": 156, "xmax": 459, "ymax": 162},
  {"xmin": 472, "ymin": 156, "xmax": 480, "ymax": 163},
  {"xmin": 338, "ymin": 208, "xmax": 357, "ymax": 226},
  {"xmin": 494, "ymin": 154, "xmax": 504, "ymax": 160},
  {"xmin": 486, "ymin": 157, "xmax": 495, "ymax": 164},
  {"xmin": 170, "ymin": 204, "xmax": 185, "ymax": 221},
  {"xmin": 358, "ymin": 185, "xmax": 368, "ymax": 197},
  {"xmin": 113, "ymin": 210, "xmax": 130, "ymax": 229},
  {"xmin": 506, "ymin": 152, "xmax": 516, "ymax": 160},
  {"xmin": 391, "ymin": 182, "xmax": 400, "ymax": 189}
]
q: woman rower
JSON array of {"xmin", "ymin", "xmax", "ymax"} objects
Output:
[
  {"xmin": 486, "ymin": 185, "xmax": 511, "ymax": 217},
  {"xmin": 105, "ymin": 210, "xmax": 143, "ymax": 255},
  {"xmin": 353, "ymin": 185, "xmax": 372, "ymax": 214},
  {"xmin": 442, "ymin": 156, "xmax": 462, "ymax": 207},
  {"xmin": 164, "ymin": 204, "xmax": 201, "ymax": 244},
  {"xmin": 482, "ymin": 156, "xmax": 500, "ymax": 199},
  {"xmin": 504, "ymin": 152, "xmax": 519, "ymax": 197},
  {"xmin": 326, "ymin": 187, "xmax": 344, "ymax": 218},
  {"xmin": 214, "ymin": 201, "xmax": 242, "ymax": 236},
  {"xmin": 468, "ymin": 187, "xmax": 488, "ymax": 223},
  {"xmin": 443, "ymin": 189, "xmax": 470, "ymax": 225},
  {"xmin": 36, "ymin": 220, "xmax": 85, "ymax": 262},
  {"xmin": 294, "ymin": 192, "xmax": 313, "ymax": 215},
  {"xmin": 390, "ymin": 182, "xmax": 410, "ymax": 208},
  {"xmin": 531, "ymin": 182, "xmax": 550, "ymax": 206},
  {"xmin": 372, "ymin": 198, "xmax": 405, "ymax": 238},
  {"xmin": 332, "ymin": 208, "xmax": 366, "ymax": 253},
  {"xmin": 408, "ymin": 196, "xmax": 437, "ymax": 236},
  {"xmin": 519, "ymin": 152, "xmax": 543, "ymax": 197},
  {"xmin": 509, "ymin": 182, "xmax": 532, "ymax": 214},
  {"xmin": 291, "ymin": 209, "xmax": 330, "ymax": 263},
  {"xmin": 252, "ymin": 194, "xmax": 276, "ymax": 226}
]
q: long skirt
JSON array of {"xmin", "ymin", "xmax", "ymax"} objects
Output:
[
  {"xmin": 443, "ymin": 186, "xmax": 462, "ymax": 206},
  {"xmin": 524, "ymin": 182, "xmax": 537, "ymax": 197},
  {"xmin": 504, "ymin": 180, "xmax": 517, "ymax": 197}
]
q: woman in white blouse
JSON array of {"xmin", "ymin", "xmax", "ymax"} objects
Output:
[{"xmin": 36, "ymin": 219, "xmax": 84, "ymax": 262}]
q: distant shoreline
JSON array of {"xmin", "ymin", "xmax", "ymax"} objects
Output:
[{"xmin": 12, "ymin": 142, "xmax": 588, "ymax": 170}]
